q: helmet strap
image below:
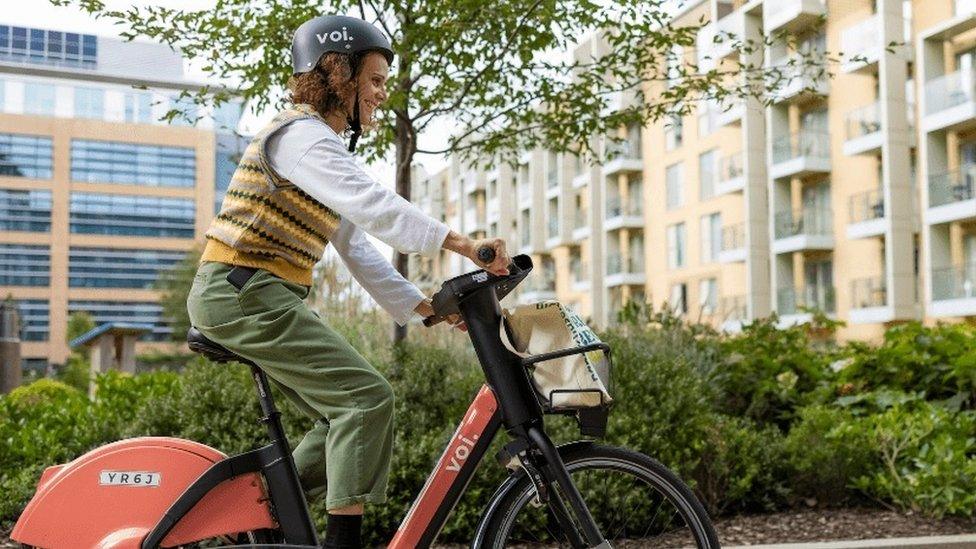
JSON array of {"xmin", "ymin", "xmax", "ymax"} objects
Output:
[{"xmin": 347, "ymin": 87, "xmax": 362, "ymax": 153}]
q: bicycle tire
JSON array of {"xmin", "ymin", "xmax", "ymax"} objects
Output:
[{"xmin": 477, "ymin": 443, "xmax": 719, "ymax": 548}]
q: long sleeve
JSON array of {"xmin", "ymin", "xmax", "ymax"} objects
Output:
[
  {"xmin": 331, "ymin": 218, "xmax": 427, "ymax": 327},
  {"xmin": 266, "ymin": 118, "xmax": 449, "ymax": 257}
]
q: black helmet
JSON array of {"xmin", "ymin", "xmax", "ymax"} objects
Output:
[{"xmin": 291, "ymin": 15, "xmax": 394, "ymax": 75}]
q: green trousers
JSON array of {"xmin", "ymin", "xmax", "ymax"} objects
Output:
[{"xmin": 186, "ymin": 261, "xmax": 394, "ymax": 510}]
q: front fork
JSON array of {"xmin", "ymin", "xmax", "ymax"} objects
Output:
[{"xmin": 506, "ymin": 425, "xmax": 610, "ymax": 549}]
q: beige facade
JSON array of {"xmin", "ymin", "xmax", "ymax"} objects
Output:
[{"xmin": 413, "ymin": 0, "xmax": 976, "ymax": 341}]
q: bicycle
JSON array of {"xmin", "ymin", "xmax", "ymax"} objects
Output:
[{"xmin": 11, "ymin": 253, "xmax": 719, "ymax": 548}]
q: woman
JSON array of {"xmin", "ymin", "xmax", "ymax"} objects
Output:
[{"xmin": 186, "ymin": 14, "xmax": 510, "ymax": 549}]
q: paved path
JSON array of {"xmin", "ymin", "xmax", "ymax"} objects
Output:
[{"xmin": 724, "ymin": 533, "xmax": 976, "ymax": 549}]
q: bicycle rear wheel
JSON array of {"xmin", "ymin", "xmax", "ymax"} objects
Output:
[{"xmin": 479, "ymin": 444, "xmax": 719, "ymax": 548}]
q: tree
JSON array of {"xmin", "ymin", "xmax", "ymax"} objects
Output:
[
  {"xmin": 153, "ymin": 246, "xmax": 203, "ymax": 343},
  {"xmin": 55, "ymin": 0, "xmax": 841, "ymax": 342}
]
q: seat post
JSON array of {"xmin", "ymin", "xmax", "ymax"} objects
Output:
[{"xmin": 250, "ymin": 365, "xmax": 287, "ymax": 444}]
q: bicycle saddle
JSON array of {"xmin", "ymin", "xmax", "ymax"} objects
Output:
[{"xmin": 186, "ymin": 327, "xmax": 256, "ymax": 367}]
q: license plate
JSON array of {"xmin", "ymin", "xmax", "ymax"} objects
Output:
[{"xmin": 99, "ymin": 471, "xmax": 161, "ymax": 487}]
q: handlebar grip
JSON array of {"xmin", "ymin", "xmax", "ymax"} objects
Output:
[{"xmin": 477, "ymin": 246, "xmax": 496, "ymax": 264}]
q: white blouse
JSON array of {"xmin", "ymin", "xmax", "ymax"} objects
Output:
[{"xmin": 267, "ymin": 118, "xmax": 450, "ymax": 326}]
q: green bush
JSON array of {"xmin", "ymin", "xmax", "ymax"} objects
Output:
[
  {"xmin": 692, "ymin": 415, "xmax": 788, "ymax": 515},
  {"xmin": 853, "ymin": 403, "xmax": 976, "ymax": 517},
  {"xmin": 784, "ymin": 405, "xmax": 873, "ymax": 506}
]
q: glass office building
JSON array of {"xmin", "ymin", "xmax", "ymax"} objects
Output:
[{"xmin": 0, "ymin": 23, "xmax": 244, "ymax": 374}]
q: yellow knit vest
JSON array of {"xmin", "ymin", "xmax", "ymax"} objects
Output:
[{"xmin": 201, "ymin": 104, "xmax": 341, "ymax": 286}]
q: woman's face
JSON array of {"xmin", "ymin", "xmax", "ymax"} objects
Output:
[{"xmin": 352, "ymin": 52, "xmax": 389, "ymax": 125}]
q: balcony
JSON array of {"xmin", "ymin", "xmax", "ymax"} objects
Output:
[
  {"xmin": 712, "ymin": 10, "xmax": 744, "ymax": 61},
  {"xmin": 602, "ymin": 140, "xmax": 643, "ymax": 176},
  {"xmin": 546, "ymin": 217, "xmax": 563, "ymax": 248},
  {"xmin": 849, "ymin": 275, "xmax": 898, "ymax": 324},
  {"xmin": 604, "ymin": 196, "xmax": 643, "ymax": 230},
  {"xmin": 930, "ymin": 263, "xmax": 976, "ymax": 317},
  {"xmin": 464, "ymin": 209, "xmax": 486, "ymax": 233},
  {"xmin": 772, "ymin": 207, "xmax": 834, "ymax": 253},
  {"xmin": 842, "ymin": 100, "xmax": 917, "ymax": 156},
  {"xmin": 769, "ymin": 55, "xmax": 829, "ymax": 104},
  {"xmin": 719, "ymin": 294, "xmax": 748, "ymax": 333},
  {"xmin": 606, "ymin": 253, "xmax": 645, "ymax": 287},
  {"xmin": 716, "ymin": 151, "xmax": 745, "ymax": 195},
  {"xmin": 927, "ymin": 165, "xmax": 976, "ymax": 224},
  {"xmin": 570, "ymin": 258, "xmax": 590, "ymax": 292},
  {"xmin": 846, "ymin": 188, "xmax": 886, "ymax": 239},
  {"xmin": 719, "ymin": 222, "xmax": 746, "ymax": 263},
  {"xmin": 463, "ymin": 171, "xmax": 484, "ymax": 195},
  {"xmin": 715, "ymin": 98, "xmax": 744, "ymax": 127},
  {"xmin": 519, "ymin": 272, "xmax": 557, "ymax": 304},
  {"xmin": 518, "ymin": 181, "xmax": 533, "ymax": 204},
  {"xmin": 572, "ymin": 209, "xmax": 590, "ymax": 241},
  {"xmin": 922, "ymin": 69, "xmax": 976, "ymax": 133},
  {"xmin": 770, "ymin": 130, "xmax": 830, "ymax": 179},
  {"xmin": 764, "ymin": 0, "xmax": 826, "ymax": 34},
  {"xmin": 776, "ymin": 285, "xmax": 836, "ymax": 326},
  {"xmin": 487, "ymin": 196, "xmax": 500, "ymax": 220}
]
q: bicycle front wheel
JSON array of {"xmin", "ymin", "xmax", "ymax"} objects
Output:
[{"xmin": 479, "ymin": 443, "xmax": 719, "ymax": 548}]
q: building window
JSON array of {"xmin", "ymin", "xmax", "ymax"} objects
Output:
[
  {"xmin": 0, "ymin": 189, "xmax": 51, "ymax": 232},
  {"xmin": 699, "ymin": 149, "xmax": 717, "ymax": 200},
  {"xmin": 666, "ymin": 162, "xmax": 684, "ymax": 210},
  {"xmin": 215, "ymin": 134, "xmax": 244, "ymax": 214},
  {"xmin": 69, "ymin": 192, "xmax": 196, "ymax": 238},
  {"xmin": 699, "ymin": 278, "xmax": 718, "ymax": 315},
  {"xmin": 700, "ymin": 212, "xmax": 721, "ymax": 264},
  {"xmin": 169, "ymin": 94, "xmax": 198, "ymax": 126},
  {"xmin": 124, "ymin": 92, "xmax": 155, "ymax": 124},
  {"xmin": 0, "ymin": 133, "xmax": 53, "ymax": 179},
  {"xmin": 0, "ymin": 244, "xmax": 49, "ymax": 286},
  {"xmin": 212, "ymin": 100, "xmax": 242, "ymax": 132},
  {"xmin": 69, "ymin": 301, "xmax": 169, "ymax": 341},
  {"xmin": 664, "ymin": 114, "xmax": 683, "ymax": 151},
  {"xmin": 71, "ymin": 139, "xmax": 196, "ymax": 187},
  {"xmin": 74, "ymin": 86, "xmax": 104, "ymax": 119},
  {"xmin": 23, "ymin": 82, "xmax": 56, "ymax": 116},
  {"xmin": 16, "ymin": 299, "xmax": 49, "ymax": 341},
  {"xmin": 0, "ymin": 79, "xmax": 5, "ymax": 112},
  {"xmin": 0, "ymin": 27, "xmax": 97, "ymax": 68},
  {"xmin": 69, "ymin": 247, "xmax": 186, "ymax": 289},
  {"xmin": 669, "ymin": 283, "xmax": 687, "ymax": 315},
  {"xmin": 667, "ymin": 222, "xmax": 686, "ymax": 269}
]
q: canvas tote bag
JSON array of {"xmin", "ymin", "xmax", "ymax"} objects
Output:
[{"xmin": 500, "ymin": 300, "xmax": 612, "ymax": 409}]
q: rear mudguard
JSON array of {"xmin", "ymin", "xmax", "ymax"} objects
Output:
[
  {"xmin": 470, "ymin": 440, "xmax": 595, "ymax": 548},
  {"xmin": 11, "ymin": 436, "xmax": 275, "ymax": 549}
]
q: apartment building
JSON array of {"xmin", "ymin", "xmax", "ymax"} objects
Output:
[
  {"xmin": 412, "ymin": 0, "xmax": 976, "ymax": 340},
  {"xmin": 0, "ymin": 24, "xmax": 243, "ymax": 372}
]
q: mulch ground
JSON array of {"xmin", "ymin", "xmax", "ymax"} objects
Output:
[{"xmin": 3, "ymin": 507, "xmax": 975, "ymax": 547}]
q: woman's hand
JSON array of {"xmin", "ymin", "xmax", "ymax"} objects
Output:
[
  {"xmin": 469, "ymin": 237, "xmax": 511, "ymax": 276},
  {"xmin": 415, "ymin": 298, "xmax": 467, "ymax": 331},
  {"xmin": 442, "ymin": 231, "xmax": 511, "ymax": 276}
]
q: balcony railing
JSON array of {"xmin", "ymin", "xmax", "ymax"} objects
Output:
[
  {"xmin": 771, "ymin": 129, "xmax": 830, "ymax": 164},
  {"xmin": 851, "ymin": 275, "xmax": 887, "ymax": 309},
  {"xmin": 777, "ymin": 285, "xmax": 836, "ymax": 314},
  {"xmin": 607, "ymin": 253, "xmax": 644, "ymax": 275},
  {"xmin": 721, "ymin": 222, "xmax": 746, "ymax": 251},
  {"xmin": 524, "ymin": 273, "xmax": 556, "ymax": 293},
  {"xmin": 605, "ymin": 139, "xmax": 641, "ymax": 161},
  {"xmin": 958, "ymin": 0, "xmax": 976, "ymax": 17},
  {"xmin": 718, "ymin": 151, "xmax": 743, "ymax": 182},
  {"xmin": 719, "ymin": 294, "xmax": 748, "ymax": 322},
  {"xmin": 929, "ymin": 165, "xmax": 976, "ymax": 208},
  {"xmin": 848, "ymin": 188, "xmax": 885, "ymax": 224},
  {"xmin": 606, "ymin": 196, "xmax": 643, "ymax": 218},
  {"xmin": 768, "ymin": 53, "xmax": 828, "ymax": 99},
  {"xmin": 925, "ymin": 68, "xmax": 976, "ymax": 115},
  {"xmin": 841, "ymin": 14, "xmax": 879, "ymax": 62},
  {"xmin": 932, "ymin": 263, "xmax": 976, "ymax": 300},
  {"xmin": 774, "ymin": 207, "xmax": 833, "ymax": 239},
  {"xmin": 845, "ymin": 100, "xmax": 915, "ymax": 142},
  {"xmin": 574, "ymin": 209, "xmax": 587, "ymax": 229},
  {"xmin": 570, "ymin": 258, "xmax": 589, "ymax": 282},
  {"xmin": 547, "ymin": 169, "xmax": 559, "ymax": 189}
]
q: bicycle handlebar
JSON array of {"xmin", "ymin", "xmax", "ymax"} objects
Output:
[{"xmin": 422, "ymin": 253, "xmax": 533, "ymax": 327}]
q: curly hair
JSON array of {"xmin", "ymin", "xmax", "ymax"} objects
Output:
[{"xmin": 287, "ymin": 52, "xmax": 365, "ymax": 124}]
